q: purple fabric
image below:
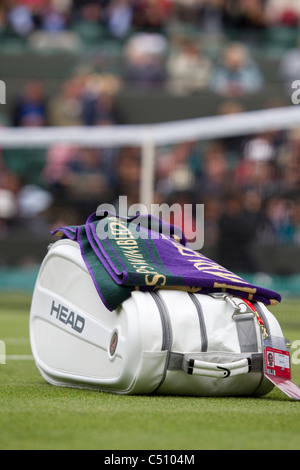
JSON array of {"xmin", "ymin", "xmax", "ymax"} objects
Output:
[{"xmin": 52, "ymin": 213, "xmax": 282, "ymax": 309}]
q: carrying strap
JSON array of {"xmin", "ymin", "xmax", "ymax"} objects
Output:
[
  {"xmin": 157, "ymin": 292, "xmax": 265, "ymax": 381},
  {"xmin": 169, "ymin": 352, "xmax": 263, "ymax": 379},
  {"xmin": 234, "ymin": 313, "xmax": 258, "ymax": 353},
  {"xmin": 167, "ymin": 294, "xmax": 265, "ymax": 379}
]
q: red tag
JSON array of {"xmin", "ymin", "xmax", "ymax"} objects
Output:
[
  {"xmin": 265, "ymin": 346, "xmax": 291, "ymax": 378},
  {"xmin": 264, "ymin": 346, "xmax": 300, "ymax": 401}
]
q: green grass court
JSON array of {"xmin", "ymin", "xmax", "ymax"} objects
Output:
[{"xmin": 1, "ymin": 293, "xmax": 300, "ymax": 450}]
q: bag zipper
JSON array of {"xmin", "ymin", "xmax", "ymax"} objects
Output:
[
  {"xmin": 188, "ymin": 293, "xmax": 208, "ymax": 352},
  {"xmin": 150, "ymin": 291, "xmax": 172, "ymax": 351},
  {"xmin": 150, "ymin": 291, "xmax": 173, "ymax": 393}
]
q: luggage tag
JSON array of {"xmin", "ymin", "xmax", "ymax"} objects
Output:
[
  {"xmin": 242, "ymin": 300, "xmax": 300, "ymax": 400},
  {"xmin": 263, "ymin": 336, "xmax": 300, "ymax": 401}
]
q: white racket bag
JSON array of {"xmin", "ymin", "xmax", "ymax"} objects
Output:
[{"xmin": 30, "ymin": 239, "xmax": 285, "ymax": 397}]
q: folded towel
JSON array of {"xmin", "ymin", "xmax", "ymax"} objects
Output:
[{"xmin": 52, "ymin": 212, "xmax": 281, "ymax": 311}]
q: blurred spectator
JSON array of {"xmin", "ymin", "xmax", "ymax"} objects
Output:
[
  {"xmin": 197, "ymin": 0, "xmax": 226, "ymax": 34},
  {"xmin": 17, "ymin": 184, "xmax": 53, "ymax": 219},
  {"xmin": 81, "ymin": 90, "xmax": 118, "ymax": 125},
  {"xmin": 131, "ymin": 0, "xmax": 173, "ymax": 33},
  {"xmin": 280, "ymin": 154, "xmax": 300, "ymax": 197},
  {"xmin": 7, "ymin": 3, "xmax": 34, "ymax": 36},
  {"xmin": 71, "ymin": 0, "xmax": 110, "ymax": 15},
  {"xmin": 106, "ymin": 0, "xmax": 133, "ymax": 38},
  {"xmin": 114, "ymin": 146, "xmax": 141, "ymax": 206},
  {"xmin": 243, "ymin": 132, "xmax": 276, "ymax": 163},
  {"xmin": 0, "ymin": 6, "xmax": 6, "ymax": 32},
  {"xmin": 163, "ymin": 190, "xmax": 199, "ymax": 246},
  {"xmin": 2, "ymin": 146, "xmax": 47, "ymax": 187},
  {"xmin": 122, "ymin": 32, "xmax": 168, "ymax": 89},
  {"xmin": 217, "ymin": 190, "xmax": 258, "ymax": 272},
  {"xmin": 260, "ymin": 195, "xmax": 295, "ymax": 244},
  {"xmin": 290, "ymin": 198, "xmax": 300, "ymax": 244},
  {"xmin": 48, "ymin": 77, "xmax": 85, "ymax": 127},
  {"xmin": 0, "ymin": 189, "xmax": 17, "ymax": 237},
  {"xmin": 277, "ymin": 128, "xmax": 300, "ymax": 196},
  {"xmin": 172, "ymin": 0, "xmax": 203, "ymax": 26},
  {"xmin": 39, "ymin": 5, "xmax": 68, "ymax": 33},
  {"xmin": 156, "ymin": 141, "xmax": 197, "ymax": 197},
  {"xmin": 80, "ymin": 73, "xmax": 122, "ymax": 125},
  {"xmin": 201, "ymin": 194, "xmax": 220, "ymax": 248},
  {"xmin": 0, "ymin": 156, "xmax": 19, "ymax": 236},
  {"xmin": 234, "ymin": 131, "xmax": 282, "ymax": 198},
  {"xmin": 234, "ymin": 155, "xmax": 278, "ymax": 199},
  {"xmin": 44, "ymin": 146, "xmax": 115, "ymax": 218},
  {"xmin": 67, "ymin": 1, "xmax": 108, "ymax": 48},
  {"xmin": 73, "ymin": 1, "xmax": 105, "ymax": 24},
  {"xmin": 224, "ymin": 0, "xmax": 266, "ymax": 45},
  {"xmin": 12, "ymin": 80, "xmax": 48, "ymax": 127},
  {"xmin": 210, "ymin": 42, "xmax": 264, "ymax": 97},
  {"xmin": 42, "ymin": 144, "xmax": 78, "ymax": 195},
  {"xmin": 52, "ymin": 0, "xmax": 73, "ymax": 13},
  {"xmin": 279, "ymin": 36, "xmax": 300, "ymax": 95},
  {"xmin": 166, "ymin": 38, "xmax": 212, "ymax": 95},
  {"xmin": 217, "ymin": 100, "xmax": 247, "ymax": 164},
  {"xmin": 198, "ymin": 142, "xmax": 230, "ymax": 198},
  {"xmin": 265, "ymin": 0, "xmax": 300, "ymax": 26}
]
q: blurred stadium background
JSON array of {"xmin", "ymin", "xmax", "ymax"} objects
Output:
[{"xmin": 1, "ymin": 0, "xmax": 300, "ymax": 303}]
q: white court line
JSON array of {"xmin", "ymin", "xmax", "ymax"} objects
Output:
[
  {"xmin": 2, "ymin": 338, "xmax": 29, "ymax": 345},
  {"xmin": 6, "ymin": 355, "xmax": 34, "ymax": 361},
  {"xmin": 0, "ymin": 338, "xmax": 34, "ymax": 362},
  {"xmin": 0, "ymin": 338, "xmax": 33, "ymax": 360}
]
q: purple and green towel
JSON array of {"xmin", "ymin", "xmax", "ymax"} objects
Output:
[{"xmin": 52, "ymin": 212, "xmax": 281, "ymax": 312}]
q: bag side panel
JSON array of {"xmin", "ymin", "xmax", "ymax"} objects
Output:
[{"xmin": 30, "ymin": 240, "xmax": 142, "ymax": 393}]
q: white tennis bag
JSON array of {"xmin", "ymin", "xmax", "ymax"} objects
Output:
[{"xmin": 30, "ymin": 239, "xmax": 285, "ymax": 397}]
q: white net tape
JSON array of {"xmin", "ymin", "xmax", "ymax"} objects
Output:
[{"xmin": 0, "ymin": 105, "xmax": 300, "ymax": 148}]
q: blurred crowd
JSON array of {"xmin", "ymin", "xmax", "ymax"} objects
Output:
[
  {"xmin": 2, "ymin": 114, "xmax": 300, "ymax": 272},
  {"xmin": 1, "ymin": 0, "xmax": 300, "ymax": 94},
  {"xmin": 1, "ymin": 0, "xmax": 300, "ymax": 272},
  {"xmin": 1, "ymin": 0, "xmax": 300, "ymax": 42}
]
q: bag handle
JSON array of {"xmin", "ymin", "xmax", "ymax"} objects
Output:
[{"xmin": 182, "ymin": 356, "xmax": 252, "ymax": 379}]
